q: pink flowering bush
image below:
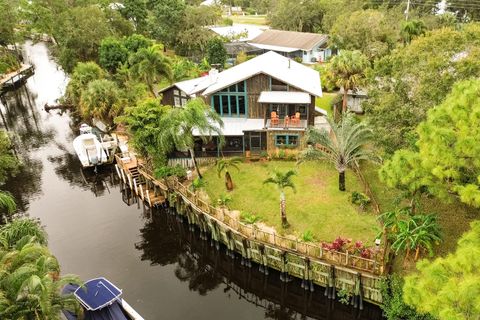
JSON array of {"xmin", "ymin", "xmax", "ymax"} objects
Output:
[{"xmin": 322, "ymin": 237, "xmax": 374, "ymax": 259}]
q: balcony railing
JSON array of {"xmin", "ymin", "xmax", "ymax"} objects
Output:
[{"xmin": 266, "ymin": 119, "xmax": 307, "ymax": 129}]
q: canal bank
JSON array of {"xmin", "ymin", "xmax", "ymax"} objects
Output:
[{"xmin": 0, "ymin": 41, "xmax": 383, "ymax": 319}]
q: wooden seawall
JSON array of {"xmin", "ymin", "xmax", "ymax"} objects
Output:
[
  {"xmin": 0, "ymin": 64, "xmax": 34, "ymax": 94},
  {"xmin": 115, "ymin": 156, "xmax": 384, "ymax": 306}
]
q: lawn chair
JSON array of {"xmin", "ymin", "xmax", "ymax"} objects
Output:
[
  {"xmin": 291, "ymin": 112, "xmax": 301, "ymax": 126},
  {"xmin": 271, "ymin": 111, "xmax": 279, "ymax": 126}
]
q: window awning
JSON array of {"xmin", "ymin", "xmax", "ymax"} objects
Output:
[
  {"xmin": 258, "ymin": 91, "xmax": 311, "ymax": 104},
  {"xmin": 193, "ymin": 117, "xmax": 264, "ymax": 136}
]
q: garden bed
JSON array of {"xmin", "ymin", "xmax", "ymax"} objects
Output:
[{"xmin": 202, "ymin": 160, "xmax": 378, "ymax": 244}]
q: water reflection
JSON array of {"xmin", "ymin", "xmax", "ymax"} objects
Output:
[{"xmin": 137, "ymin": 209, "xmax": 384, "ymax": 320}]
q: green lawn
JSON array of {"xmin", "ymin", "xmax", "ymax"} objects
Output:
[
  {"xmin": 227, "ymin": 15, "xmax": 268, "ymax": 26},
  {"xmin": 315, "ymin": 92, "xmax": 339, "ymax": 114},
  {"xmin": 202, "ymin": 160, "xmax": 378, "ymax": 243}
]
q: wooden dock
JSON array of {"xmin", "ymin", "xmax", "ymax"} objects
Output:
[
  {"xmin": 115, "ymin": 154, "xmax": 166, "ymax": 207},
  {"xmin": 0, "ymin": 64, "xmax": 34, "ymax": 94}
]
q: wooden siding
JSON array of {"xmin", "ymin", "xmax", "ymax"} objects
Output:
[
  {"xmin": 160, "ymin": 87, "xmax": 175, "ymax": 106},
  {"xmin": 246, "ymin": 73, "xmax": 270, "ymax": 118},
  {"xmin": 266, "ymin": 130, "xmax": 306, "ymax": 154}
]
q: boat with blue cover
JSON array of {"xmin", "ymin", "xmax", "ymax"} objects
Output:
[{"xmin": 62, "ymin": 277, "xmax": 144, "ymax": 320}]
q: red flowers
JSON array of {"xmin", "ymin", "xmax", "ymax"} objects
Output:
[{"xmin": 322, "ymin": 237, "xmax": 373, "ymax": 259}]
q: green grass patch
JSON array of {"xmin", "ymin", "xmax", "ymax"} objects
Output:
[
  {"xmin": 203, "ymin": 160, "xmax": 378, "ymax": 243},
  {"xmin": 315, "ymin": 92, "xmax": 339, "ymax": 114},
  {"xmin": 227, "ymin": 15, "xmax": 268, "ymax": 25}
]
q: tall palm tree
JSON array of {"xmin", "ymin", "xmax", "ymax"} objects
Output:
[
  {"xmin": 129, "ymin": 45, "xmax": 173, "ymax": 97},
  {"xmin": 79, "ymin": 79, "xmax": 122, "ymax": 126},
  {"xmin": 0, "ymin": 191, "xmax": 16, "ymax": 220},
  {"xmin": 328, "ymin": 50, "xmax": 369, "ymax": 115},
  {"xmin": 300, "ymin": 113, "xmax": 377, "ymax": 191},
  {"xmin": 400, "ymin": 19, "xmax": 426, "ymax": 45},
  {"xmin": 216, "ymin": 157, "xmax": 242, "ymax": 191},
  {"xmin": 263, "ymin": 170, "xmax": 296, "ymax": 228},
  {"xmin": 161, "ymin": 98, "xmax": 224, "ymax": 179}
]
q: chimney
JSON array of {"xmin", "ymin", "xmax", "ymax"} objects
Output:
[{"xmin": 209, "ymin": 68, "xmax": 219, "ymax": 84}]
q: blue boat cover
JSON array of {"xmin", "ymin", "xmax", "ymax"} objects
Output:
[
  {"xmin": 75, "ymin": 277, "xmax": 123, "ymax": 311},
  {"xmin": 62, "ymin": 281, "xmax": 129, "ymax": 320}
]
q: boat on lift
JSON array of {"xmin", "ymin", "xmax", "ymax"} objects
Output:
[
  {"xmin": 73, "ymin": 124, "xmax": 117, "ymax": 168},
  {"xmin": 62, "ymin": 277, "xmax": 144, "ymax": 320}
]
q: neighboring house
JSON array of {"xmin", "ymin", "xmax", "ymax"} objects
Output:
[
  {"xmin": 248, "ymin": 29, "xmax": 333, "ymax": 64},
  {"xmin": 209, "ymin": 24, "xmax": 268, "ymax": 42},
  {"xmin": 338, "ymin": 88, "xmax": 368, "ymax": 114},
  {"xmin": 160, "ymin": 51, "xmax": 323, "ymax": 157}
]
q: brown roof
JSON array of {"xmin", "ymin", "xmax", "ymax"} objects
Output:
[{"xmin": 249, "ymin": 29, "xmax": 328, "ymax": 51}]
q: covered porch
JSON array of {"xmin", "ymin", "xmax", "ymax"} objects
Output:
[{"xmin": 259, "ymin": 91, "xmax": 310, "ymax": 129}]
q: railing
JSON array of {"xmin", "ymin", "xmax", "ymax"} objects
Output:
[
  {"xmin": 169, "ymin": 177, "xmax": 382, "ymax": 275},
  {"xmin": 266, "ymin": 119, "xmax": 307, "ymax": 129}
]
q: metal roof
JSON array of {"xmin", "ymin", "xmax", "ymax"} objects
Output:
[
  {"xmin": 193, "ymin": 118, "xmax": 264, "ymax": 136},
  {"xmin": 258, "ymin": 91, "xmax": 311, "ymax": 104},
  {"xmin": 249, "ymin": 29, "xmax": 328, "ymax": 51}
]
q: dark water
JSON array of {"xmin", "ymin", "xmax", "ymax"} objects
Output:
[{"xmin": 0, "ymin": 42, "xmax": 383, "ymax": 320}]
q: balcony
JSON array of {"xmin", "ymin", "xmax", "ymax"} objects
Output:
[{"xmin": 266, "ymin": 118, "xmax": 307, "ymax": 130}]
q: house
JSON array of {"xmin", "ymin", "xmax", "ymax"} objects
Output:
[
  {"xmin": 160, "ymin": 51, "xmax": 323, "ymax": 157},
  {"xmin": 248, "ymin": 29, "xmax": 333, "ymax": 64},
  {"xmin": 338, "ymin": 88, "xmax": 368, "ymax": 114}
]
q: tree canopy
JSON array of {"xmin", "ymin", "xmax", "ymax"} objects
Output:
[
  {"xmin": 206, "ymin": 37, "xmax": 227, "ymax": 67},
  {"xmin": 365, "ymin": 23, "xmax": 480, "ymax": 154},
  {"xmin": 403, "ymin": 221, "xmax": 480, "ymax": 320},
  {"xmin": 380, "ymin": 79, "xmax": 480, "ymax": 208}
]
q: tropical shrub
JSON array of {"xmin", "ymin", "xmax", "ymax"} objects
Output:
[
  {"xmin": 300, "ymin": 230, "xmax": 314, "ymax": 242},
  {"xmin": 154, "ymin": 165, "xmax": 187, "ymax": 179},
  {"xmin": 217, "ymin": 193, "xmax": 232, "ymax": 207},
  {"xmin": 350, "ymin": 191, "xmax": 371, "ymax": 210},
  {"xmin": 191, "ymin": 177, "xmax": 206, "ymax": 192},
  {"xmin": 322, "ymin": 237, "xmax": 373, "ymax": 259},
  {"xmin": 240, "ymin": 211, "xmax": 261, "ymax": 224}
]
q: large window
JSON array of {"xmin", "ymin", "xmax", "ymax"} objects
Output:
[
  {"xmin": 275, "ymin": 134, "xmax": 299, "ymax": 147},
  {"xmin": 212, "ymin": 81, "xmax": 247, "ymax": 117},
  {"xmin": 173, "ymin": 89, "xmax": 188, "ymax": 107}
]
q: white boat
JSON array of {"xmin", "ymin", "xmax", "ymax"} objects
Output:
[
  {"xmin": 62, "ymin": 277, "xmax": 145, "ymax": 320},
  {"xmin": 73, "ymin": 124, "xmax": 114, "ymax": 168}
]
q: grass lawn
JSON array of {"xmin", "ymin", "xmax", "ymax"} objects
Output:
[
  {"xmin": 227, "ymin": 15, "xmax": 268, "ymax": 25},
  {"xmin": 315, "ymin": 92, "xmax": 339, "ymax": 114},
  {"xmin": 202, "ymin": 160, "xmax": 378, "ymax": 243},
  {"xmin": 361, "ymin": 162, "xmax": 480, "ymax": 272}
]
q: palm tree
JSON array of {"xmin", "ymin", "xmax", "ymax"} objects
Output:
[
  {"xmin": 0, "ymin": 191, "xmax": 16, "ymax": 221},
  {"xmin": 161, "ymin": 98, "xmax": 224, "ymax": 179},
  {"xmin": 328, "ymin": 50, "xmax": 369, "ymax": 115},
  {"xmin": 300, "ymin": 113, "xmax": 377, "ymax": 191},
  {"xmin": 129, "ymin": 45, "xmax": 173, "ymax": 97},
  {"xmin": 79, "ymin": 79, "xmax": 122, "ymax": 126},
  {"xmin": 216, "ymin": 157, "xmax": 242, "ymax": 191},
  {"xmin": 263, "ymin": 170, "xmax": 296, "ymax": 228},
  {"xmin": 400, "ymin": 19, "xmax": 426, "ymax": 45}
]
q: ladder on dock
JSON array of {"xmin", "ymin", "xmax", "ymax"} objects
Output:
[{"xmin": 115, "ymin": 156, "xmax": 166, "ymax": 208}]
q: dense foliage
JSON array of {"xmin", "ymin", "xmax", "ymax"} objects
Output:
[
  {"xmin": 404, "ymin": 221, "xmax": 480, "ymax": 319},
  {"xmin": 365, "ymin": 24, "xmax": 480, "ymax": 153},
  {"xmin": 381, "ymin": 80, "xmax": 480, "ymax": 208}
]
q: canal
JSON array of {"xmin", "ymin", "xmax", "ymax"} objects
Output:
[{"xmin": 1, "ymin": 42, "xmax": 383, "ymax": 320}]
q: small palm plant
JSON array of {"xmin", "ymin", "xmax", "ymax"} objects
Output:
[
  {"xmin": 216, "ymin": 157, "xmax": 242, "ymax": 191},
  {"xmin": 263, "ymin": 170, "xmax": 296, "ymax": 228},
  {"xmin": 300, "ymin": 112, "xmax": 378, "ymax": 191}
]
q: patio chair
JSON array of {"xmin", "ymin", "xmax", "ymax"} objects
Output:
[
  {"xmin": 291, "ymin": 112, "xmax": 301, "ymax": 126},
  {"xmin": 271, "ymin": 111, "xmax": 279, "ymax": 126}
]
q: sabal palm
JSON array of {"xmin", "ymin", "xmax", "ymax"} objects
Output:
[
  {"xmin": 329, "ymin": 50, "xmax": 369, "ymax": 114},
  {"xmin": 263, "ymin": 170, "xmax": 296, "ymax": 227},
  {"xmin": 217, "ymin": 157, "xmax": 242, "ymax": 191},
  {"xmin": 161, "ymin": 98, "xmax": 224, "ymax": 179},
  {"xmin": 79, "ymin": 79, "xmax": 122, "ymax": 126},
  {"xmin": 0, "ymin": 191, "xmax": 16, "ymax": 220},
  {"xmin": 129, "ymin": 45, "xmax": 173, "ymax": 97},
  {"xmin": 0, "ymin": 241, "xmax": 81, "ymax": 319},
  {"xmin": 300, "ymin": 112, "xmax": 377, "ymax": 191}
]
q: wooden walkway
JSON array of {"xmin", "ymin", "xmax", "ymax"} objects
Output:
[
  {"xmin": 115, "ymin": 154, "xmax": 166, "ymax": 207},
  {"xmin": 0, "ymin": 64, "xmax": 34, "ymax": 93}
]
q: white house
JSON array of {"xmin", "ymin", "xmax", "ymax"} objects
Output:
[{"xmin": 249, "ymin": 29, "xmax": 333, "ymax": 64}]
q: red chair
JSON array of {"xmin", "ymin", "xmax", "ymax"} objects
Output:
[
  {"xmin": 291, "ymin": 112, "xmax": 301, "ymax": 126},
  {"xmin": 271, "ymin": 111, "xmax": 279, "ymax": 126}
]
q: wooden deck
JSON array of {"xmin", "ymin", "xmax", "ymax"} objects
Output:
[
  {"xmin": 115, "ymin": 154, "xmax": 166, "ymax": 207},
  {"xmin": 0, "ymin": 64, "xmax": 34, "ymax": 93}
]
